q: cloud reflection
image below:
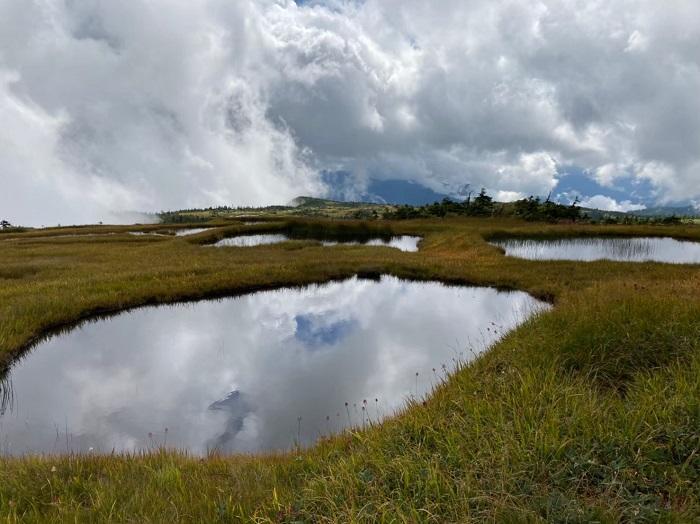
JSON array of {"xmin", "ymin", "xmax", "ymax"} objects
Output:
[
  {"xmin": 0, "ymin": 276, "xmax": 548, "ymax": 455},
  {"xmin": 492, "ymin": 237, "xmax": 700, "ymax": 263}
]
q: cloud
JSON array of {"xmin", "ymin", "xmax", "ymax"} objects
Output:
[
  {"xmin": 1, "ymin": 0, "xmax": 699, "ymax": 224},
  {"xmin": 0, "ymin": 71, "xmax": 145, "ymax": 225},
  {"xmin": 592, "ymin": 164, "xmax": 627, "ymax": 188},
  {"xmin": 0, "ymin": 0, "xmax": 323, "ymax": 225},
  {"xmin": 580, "ymin": 195, "xmax": 647, "ymax": 213},
  {"xmin": 625, "ymin": 30, "xmax": 650, "ymax": 53}
]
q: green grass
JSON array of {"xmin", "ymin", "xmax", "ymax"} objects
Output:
[{"xmin": 1, "ymin": 217, "xmax": 699, "ymax": 522}]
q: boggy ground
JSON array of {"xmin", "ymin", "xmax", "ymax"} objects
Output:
[{"xmin": 0, "ymin": 217, "xmax": 698, "ymax": 522}]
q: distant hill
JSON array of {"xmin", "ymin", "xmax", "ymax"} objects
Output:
[
  {"xmin": 158, "ymin": 194, "xmax": 700, "ymax": 224},
  {"xmin": 579, "ymin": 207, "xmax": 628, "ymax": 220},
  {"xmin": 321, "ymin": 175, "xmax": 451, "ymax": 206},
  {"xmin": 289, "ymin": 196, "xmax": 380, "ymax": 209},
  {"xmin": 363, "ymin": 179, "xmax": 450, "ymax": 206},
  {"xmin": 629, "ymin": 205, "xmax": 699, "ymax": 218},
  {"xmin": 158, "ymin": 196, "xmax": 396, "ymax": 223}
]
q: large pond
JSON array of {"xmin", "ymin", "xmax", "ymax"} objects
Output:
[
  {"xmin": 214, "ymin": 234, "xmax": 421, "ymax": 252},
  {"xmin": 0, "ymin": 276, "xmax": 548, "ymax": 455},
  {"xmin": 491, "ymin": 237, "xmax": 700, "ymax": 264}
]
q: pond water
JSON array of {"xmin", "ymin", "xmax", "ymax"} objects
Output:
[
  {"xmin": 128, "ymin": 231, "xmax": 165, "ymax": 236},
  {"xmin": 491, "ymin": 237, "xmax": 700, "ymax": 264},
  {"xmin": 214, "ymin": 234, "xmax": 421, "ymax": 252},
  {"xmin": 174, "ymin": 228, "xmax": 212, "ymax": 236},
  {"xmin": 128, "ymin": 228, "xmax": 212, "ymax": 237},
  {"xmin": 321, "ymin": 236, "xmax": 420, "ymax": 252},
  {"xmin": 214, "ymin": 234, "xmax": 289, "ymax": 248},
  {"xmin": 0, "ymin": 276, "xmax": 547, "ymax": 456}
]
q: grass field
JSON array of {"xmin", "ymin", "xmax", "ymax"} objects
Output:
[{"xmin": 1, "ymin": 217, "xmax": 699, "ymax": 522}]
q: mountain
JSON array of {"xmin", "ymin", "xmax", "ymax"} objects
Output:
[
  {"xmin": 320, "ymin": 174, "xmax": 452, "ymax": 206},
  {"xmin": 579, "ymin": 207, "xmax": 628, "ymax": 220},
  {"xmin": 629, "ymin": 205, "xmax": 699, "ymax": 217},
  {"xmin": 364, "ymin": 180, "xmax": 450, "ymax": 205}
]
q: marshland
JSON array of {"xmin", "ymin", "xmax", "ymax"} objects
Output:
[
  {"xmin": 6, "ymin": 0, "xmax": 700, "ymax": 520},
  {"xmin": 1, "ymin": 216, "xmax": 699, "ymax": 522}
]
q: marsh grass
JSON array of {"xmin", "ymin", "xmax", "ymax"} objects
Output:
[{"xmin": 0, "ymin": 217, "xmax": 699, "ymax": 521}]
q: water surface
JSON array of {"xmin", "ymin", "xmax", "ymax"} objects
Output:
[
  {"xmin": 129, "ymin": 228, "xmax": 212, "ymax": 237},
  {"xmin": 174, "ymin": 228, "xmax": 212, "ymax": 236},
  {"xmin": 492, "ymin": 237, "xmax": 700, "ymax": 263},
  {"xmin": 0, "ymin": 276, "xmax": 547, "ymax": 455},
  {"xmin": 214, "ymin": 234, "xmax": 289, "ymax": 247},
  {"xmin": 214, "ymin": 234, "xmax": 421, "ymax": 252},
  {"xmin": 128, "ymin": 231, "xmax": 165, "ymax": 236},
  {"xmin": 321, "ymin": 236, "xmax": 420, "ymax": 252}
]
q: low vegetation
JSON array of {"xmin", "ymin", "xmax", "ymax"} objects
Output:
[
  {"xmin": 157, "ymin": 197, "xmax": 395, "ymax": 223},
  {"xmin": 150, "ymin": 190, "xmax": 700, "ymax": 227},
  {"xmin": 0, "ymin": 216, "xmax": 699, "ymax": 522}
]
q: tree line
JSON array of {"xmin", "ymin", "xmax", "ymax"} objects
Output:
[{"xmin": 384, "ymin": 189, "xmax": 582, "ymax": 222}]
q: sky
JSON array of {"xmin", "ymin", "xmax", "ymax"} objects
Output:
[{"xmin": 1, "ymin": 0, "xmax": 699, "ymax": 225}]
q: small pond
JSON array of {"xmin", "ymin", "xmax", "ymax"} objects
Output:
[
  {"xmin": 491, "ymin": 237, "xmax": 700, "ymax": 264},
  {"xmin": 129, "ymin": 228, "xmax": 213, "ymax": 237},
  {"xmin": 214, "ymin": 234, "xmax": 289, "ymax": 248},
  {"xmin": 128, "ymin": 231, "xmax": 164, "ymax": 237},
  {"xmin": 175, "ymin": 228, "xmax": 212, "ymax": 236},
  {"xmin": 0, "ymin": 276, "xmax": 547, "ymax": 455},
  {"xmin": 214, "ymin": 234, "xmax": 421, "ymax": 252}
]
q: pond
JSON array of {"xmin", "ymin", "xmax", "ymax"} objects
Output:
[
  {"xmin": 174, "ymin": 228, "xmax": 212, "ymax": 236},
  {"xmin": 129, "ymin": 228, "xmax": 213, "ymax": 237},
  {"xmin": 0, "ymin": 276, "xmax": 548, "ymax": 455},
  {"xmin": 491, "ymin": 237, "xmax": 700, "ymax": 264},
  {"xmin": 214, "ymin": 234, "xmax": 289, "ymax": 248},
  {"xmin": 214, "ymin": 234, "xmax": 421, "ymax": 252}
]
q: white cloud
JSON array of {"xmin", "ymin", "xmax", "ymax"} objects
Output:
[
  {"xmin": 1, "ymin": 0, "xmax": 699, "ymax": 224},
  {"xmin": 0, "ymin": 71, "xmax": 145, "ymax": 225},
  {"xmin": 0, "ymin": 0, "xmax": 323, "ymax": 225},
  {"xmin": 634, "ymin": 162, "xmax": 678, "ymax": 195},
  {"xmin": 580, "ymin": 195, "xmax": 647, "ymax": 213},
  {"xmin": 625, "ymin": 30, "xmax": 649, "ymax": 53},
  {"xmin": 495, "ymin": 191, "xmax": 526, "ymax": 203},
  {"xmin": 592, "ymin": 164, "xmax": 628, "ymax": 188}
]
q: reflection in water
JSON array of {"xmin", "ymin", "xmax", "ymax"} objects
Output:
[
  {"xmin": 214, "ymin": 234, "xmax": 421, "ymax": 252},
  {"xmin": 0, "ymin": 375, "xmax": 12, "ymax": 417},
  {"xmin": 492, "ymin": 237, "xmax": 700, "ymax": 263},
  {"xmin": 174, "ymin": 228, "xmax": 211, "ymax": 236},
  {"xmin": 0, "ymin": 276, "xmax": 548, "ymax": 455},
  {"xmin": 129, "ymin": 228, "xmax": 212, "ymax": 237},
  {"xmin": 321, "ymin": 236, "xmax": 420, "ymax": 252},
  {"xmin": 128, "ymin": 231, "xmax": 166, "ymax": 237},
  {"xmin": 214, "ymin": 234, "xmax": 289, "ymax": 247}
]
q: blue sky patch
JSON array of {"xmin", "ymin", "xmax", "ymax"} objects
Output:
[
  {"xmin": 294, "ymin": 313, "xmax": 357, "ymax": 348},
  {"xmin": 555, "ymin": 166, "xmax": 655, "ymax": 205}
]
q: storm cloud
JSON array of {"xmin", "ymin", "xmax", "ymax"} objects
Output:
[{"xmin": 1, "ymin": 0, "xmax": 698, "ymax": 224}]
